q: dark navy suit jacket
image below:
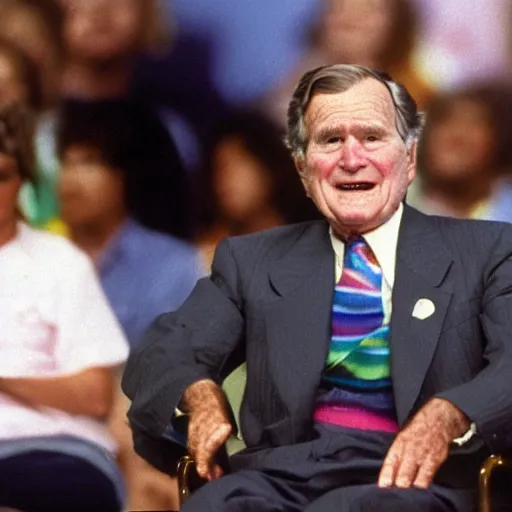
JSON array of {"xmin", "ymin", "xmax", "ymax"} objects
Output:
[{"xmin": 122, "ymin": 205, "xmax": 512, "ymax": 497}]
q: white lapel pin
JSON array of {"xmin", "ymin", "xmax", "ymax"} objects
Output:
[{"xmin": 412, "ymin": 298, "xmax": 435, "ymax": 320}]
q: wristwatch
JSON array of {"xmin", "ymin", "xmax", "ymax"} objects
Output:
[{"xmin": 452, "ymin": 422, "xmax": 478, "ymax": 446}]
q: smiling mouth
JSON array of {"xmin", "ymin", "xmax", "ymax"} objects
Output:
[{"xmin": 335, "ymin": 183, "xmax": 375, "ymax": 191}]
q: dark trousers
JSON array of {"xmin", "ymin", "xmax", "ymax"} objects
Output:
[
  {"xmin": 182, "ymin": 425, "xmax": 476, "ymax": 512},
  {"xmin": 0, "ymin": 451, "xmax": 121, "ymax": 512}
]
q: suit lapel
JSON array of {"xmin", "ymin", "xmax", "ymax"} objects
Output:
[
  {"xmin": 390, "ymin": 206, "xmax": 454, "ymax": 425},
  {"xmin": 266, "ymin": 222, "xmax": 334, "ymax": 420},
  {"xmin": 263, "ymin": 208, "xmax": 454, "ymax": 427}
]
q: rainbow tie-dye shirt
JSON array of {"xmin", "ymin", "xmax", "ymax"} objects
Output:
[{"xmin": 314, "ymin": 237, "xmax": 399, "ymax": 433}]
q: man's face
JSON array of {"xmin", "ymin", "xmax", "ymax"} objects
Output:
[
  {"xmin": 297, "ymin": 78, "xmax": 416, "ymax": 236},
  {"xmin": 58, "ymin": 145, "xmax": 125, "ymax": 229}
]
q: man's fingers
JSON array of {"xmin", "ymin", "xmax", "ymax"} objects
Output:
[
  {"xmin": 394, "ymin": 452, "xmax": 419, "ymax": 488},
  {"xmin": 210, "ymin": 463, "xmax": 224, "ymax": 481},
  {"xmin": 195, "ymin": 451, "xmax": 212, "ymax": 479},
  {"xmin": 413, "ymin": 456, "xmax": 441, "ymax": 489},
  {"xmin": 194, "ymin": 423, "xmax": 232, "ymax": 479},
  {"xmin": 189, "ymin": 419, "xmax": 230, "ymax": 453},
  {"xmin": 378, "ymin": 448, "xmax": 401, "ymax": 488},
  {"xmin": 413, "ymin": 461, "xmax": 437, "ymax": 489},
  {"xmin": 202, "ymin": 423, "xmax": 231, "ymax": 457}
]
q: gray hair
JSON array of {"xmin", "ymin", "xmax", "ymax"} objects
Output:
[{"xmin": 285, "ymin": 64, "xmax": 424, "ymax": 159}]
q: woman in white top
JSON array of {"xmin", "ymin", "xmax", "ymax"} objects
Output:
[{"xmin": 0, "ymin": 104, "xmax": 129, "ymax": 510}]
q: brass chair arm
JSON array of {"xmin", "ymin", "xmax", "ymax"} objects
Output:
[
  {"xmin": 177, "ymin": 455, "xmax": 196, "ymax": 507},
  {"xmin": 176, "ymin": 447, "xmax": 229, "ymax": 508},
  {"xmin": 479, "ymin": 454, "xmax": 512, "ymax": 512}
]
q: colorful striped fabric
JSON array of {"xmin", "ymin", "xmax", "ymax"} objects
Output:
[{"xmin": 314, "ymin": 237, "xmax": 399, "ymax": 433}]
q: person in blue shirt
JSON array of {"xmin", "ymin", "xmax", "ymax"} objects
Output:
[{"xmin": 56, "ymin": 101, "xmax": 204, "ymax": 348}]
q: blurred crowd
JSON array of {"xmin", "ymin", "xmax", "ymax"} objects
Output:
[{"xmin": 0, "ymin": 0, "xmax": 511, "ymax": 510}]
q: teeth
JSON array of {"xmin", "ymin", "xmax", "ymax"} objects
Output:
[{"xmin": 337, "ymin": 183, "xmax": 373, "ymax": 190}]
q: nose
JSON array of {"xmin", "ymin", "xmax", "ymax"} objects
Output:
[{"xmin": 340, "ymin": 136, "xmax": 368, "ymax": 173}]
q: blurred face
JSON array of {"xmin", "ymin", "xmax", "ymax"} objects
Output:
[
  {"xmin": 0, "ymin": 152, "xmax": 22, "ymax": 240},
  {"xmin": 59, "ymin": 145, "xmax": 126, "ymax": 228},
  {"xmin": 0, "ymin": 51, "xmax": 28, "ymax": 107},
  {"xmin": 63, "ymin": 0, "xmax": 143, "ymax": 62},
  {"xmin": 424, "ymin": 99, "xmax": 496, "ymax": 183},
  {"xmin": 213, "ymin": 137, "xmax": 273, "ymax": 222},
  {"xmin": 297, "ymin": 78, "xmax": 415, "ymax": 237},
  {"xmin": 320, "ymin": 0, "xmax": 394, "ymax": 65},
  {"xmin": 0, "ymin": 7, "xmax": 60, "ymax": 106}
]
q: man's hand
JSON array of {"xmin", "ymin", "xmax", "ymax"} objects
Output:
[
  {"xmin": 182, "ymin": 379, "xmax": 232, "ymax": 481},
  {"xmin": 378, "ymin": 398, "xmax": 470, "ymax": 489}
]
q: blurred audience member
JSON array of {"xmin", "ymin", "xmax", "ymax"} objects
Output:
[
  {"xmin": 0, "ymin": 0, "xmax": 194, "ymax": 237},
  {"xmin": 57, "ymin": 100, "xmax": 201, "ymax": 512},
  {"xmin": 413, "ymin": 0, "xmax": 512, "ymax": 89},
  {"xmin": 160, "ymin": 0, "xmax": 318, "ymax": 105},
  {"xmin": 60, "ymin": 0, "xmax": 199, "ymax": 172},
  {"xmin": 260, "ymin": 0, "xmax": 432, "ymax": 125},
  {"xmin": 195, "ymin": 111, "xmax": 321, "ymax": 267},
  {"xmin": 57, "ymin": 101, "xmax": 204, "ymax": 347},
  {"xmin": 0, "ymin": 0, "xmax": 65, "ymax": 229},
  {"xmin": 0, "ymin": 38, "xmax": 41, "ymax": 109},
  {"xmin": 0, "ymin": 0, "xmax": 64, "ymax": 108},
  {"xmin": 0, "ymin": 103, "xmax": 128, "ymax": 511},
  {"xmin": 60, "ymin": 96, "xmax": 192, "ymax": 239},
  {"xmin": 408, "ymin": 85, "xmax": 512, "ymax": 221}
]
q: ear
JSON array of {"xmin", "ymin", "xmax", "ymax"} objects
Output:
[
  {"xmin": 406, "ymin": 141, "xmax": 417, "ymax": 184},
  {"xmin": 294, "ymin": 155, "xmax": 311, "ymax": 196},
  {"xmin": 294, "ymin": 153, "xmax": 305, "ymax": 175}
]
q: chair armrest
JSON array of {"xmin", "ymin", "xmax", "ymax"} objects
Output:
[
  {"xmin": 176, "ymin": 444, "xmax": 230, "ymax": 507},
  {"xmin": 479, "ymin": 454, "xmax": 512, "ymax": 512},
  {"xmin": 177, "ymin": 455, "xmax": 206, "ymax": 507}
]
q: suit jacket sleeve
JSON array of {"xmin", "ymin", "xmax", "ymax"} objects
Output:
[
  {"xmin": 122, "ymin": 237, "xmax": 245, "ymax": 438},
  {"xmin": 436, "ymin": 225, "xmax": 512, "ymax": 453}
]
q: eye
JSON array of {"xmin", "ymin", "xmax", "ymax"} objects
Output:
[
  {"xmin": 365, "ymin": 134, "xmax": 379, "ymax": 142},
  {"xmin": 326, "ymin": 136, "xmax": 342, "ymax": 144}
]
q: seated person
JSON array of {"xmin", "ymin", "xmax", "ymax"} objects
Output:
[
  {"xmin": 57, "ymin": 101, "xmax": 204, "ymax": 348},
  {"xmin": 0, "ymin": 0, "xmax": 65, "ymax": 230},
  {"xmin": 0, "ymin": 103, "xmax": 129, "ymax": 511},
  {"xmin": 194, "ymin": 110, "xmax": 321, "ymax": 268},
  {"xmin": 122, "ymin": 64, "xmax": 512, "ymax": 512},
  {"xmin": 407, "ymin": 85, "xmax": 512, "ymax": 221}
]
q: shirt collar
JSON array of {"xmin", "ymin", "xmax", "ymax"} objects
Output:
[{"xmin": 329, "ymin": 202, "xmax": 404, "ymax": 287}]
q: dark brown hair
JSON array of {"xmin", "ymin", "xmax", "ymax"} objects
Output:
[
  {"xmin": 0, "ymin": 102, "xmax": 35, "ymax": 181},
  {"xmin": 195, "ymin": 110, "xmax": 322, "ymax": 237},
  {"xmin": 419, "ymin": 85, "xmax": 512, "ymax": 174}
]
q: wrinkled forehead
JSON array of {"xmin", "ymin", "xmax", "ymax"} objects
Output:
[{"xmin": 304, "ymin": 78, "xmax": 398, "ymax": 133}]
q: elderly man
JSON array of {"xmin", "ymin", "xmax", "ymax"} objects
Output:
[{"xmin": 122, "ymin": 65, "xmax": 512, "ymax": 511}]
